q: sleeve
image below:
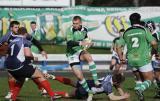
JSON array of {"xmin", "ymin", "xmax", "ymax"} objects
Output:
[
  {"xmin": 23, "ymin": 38, "xmax": 31, "ymax": 48},
  {"xmin": 84, "ymin": 27, "xmax": 88, "ymax": 38},
  {"xmin": 145, "ymin": 29, "xmax": 155, "ymax": 43},
  {"xmin": 31, "ymin": 37, "xmax": 43, "ymax": 52},
  {"xmin": 26, "ymin": 34, "xmax": 33, "ymax": 41},
  {"xmin": 152, "ymin": 33, "xmax": 159, "ymax": 42},
  {"xmin": 26, "ymin": 34, "xmax": 43, "ymax": 52},
  {"xmin": 116, "ymin": 37, "xmax": 125, "ymax": 47},
  {"xmin": 102, "ymin": 82, "xmax": 112, "ymax": 95},
  {"xmin": 0, "ymin": 33, "xmax": 11, "ymax": 45}
]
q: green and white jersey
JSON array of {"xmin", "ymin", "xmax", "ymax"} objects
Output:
[
  {"xmin": 156, "ymin": 31, "xmax": 160, "ymax": 53},
  {"xmin": 117, "ymin": 25, "xmax": 155, "ymax": 67},
  {"xmin": 31, "ymin": 29, "xmax": 41, "ymax": 41},
  {"xmin": 66, "ymin": 26, "xmax": 88, "ymax": 56}
]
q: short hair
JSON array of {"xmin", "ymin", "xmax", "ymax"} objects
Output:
[
  {"xmin": 9, "ymin": 21, "xmax": 20, "ymax": 28},
  {"xmin": 112, "ymin": 74, "xmax": 125, "ymax": 84},
  {"xmin": 129, "ymin": 13, "xmax": 141, "ymax": 25},
  {"xmin": 30, "ymin": 21, "xmax": 36, "ymax": 25},
  {"xmin": 146, "ymin": 21, "xmax": 156, "ymax": 31},
  {"xmin": 119, "ymin": 29, "xmax": 125, "ymax": 33},
  {"xmin": 73, "ymin": 16, "xmax": 82, "ymax": 21},
  {"xmin": 18, "ymin": 27, "xmax": 28, "ymax": 35}
]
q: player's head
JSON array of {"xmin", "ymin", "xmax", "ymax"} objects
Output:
[
  {"xmin": 9, "ymin": 21, "xmax": 20, "ymax": 34},
  {"xmin": 17, "ymin": 27, "xmax": 28, "ymax": 37},
  {"xmin": 112, "ymin": 74, "xmax": 125, "ymax": 86},
  {"xmin": 140, "ymin": 21, "xmax": 146, "ymax": 27},
  {"xmin": 146, "ymin": 21, "xmax": 156, "ymax": 32},
  {"xmin": 129, "ymin": 13, "xmax": 141, "ymax": 26},
  {"xmin": 72, "ymin": 16, "xmax": 82, "ymax": 30},
  {"xmin": 119, "ymin": 28, "xmax": 125, "ymax": 36},
  {"xmin": 30, "ymin": 21, "xmax": 37, "ymax": 31}
]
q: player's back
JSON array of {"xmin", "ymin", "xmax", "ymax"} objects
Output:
[
  {"xmin": 123, "ymin": 26, "xmax": 152, "ymax": 67},
  {"xmin": 5, "ymin": 36, "xmax": 31, "ymax": 70}
]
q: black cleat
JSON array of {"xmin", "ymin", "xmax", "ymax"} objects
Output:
[{"xmin": 135, "ymin": 89, "xmax": 145, "ymax": 101}]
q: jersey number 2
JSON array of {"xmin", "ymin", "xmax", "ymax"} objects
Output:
[{"xmin": 132, "ymin": 37, "xmax": 139, "ymax": 48}]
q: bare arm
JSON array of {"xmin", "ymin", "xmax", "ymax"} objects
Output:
[
  {"xmin": 24, "ymin": 47, "xmax": 37, "ymax": 61},
  {"xmin": 117, "ymin": 87, "xmax": 125, "ymax": 96},
  {"xmin": 108, "ymin": 92, "xmax": 130, "ymax": 101},
  {"xmin": 151, "ymin": 40, "xmax": 157, "ymax": 52}
]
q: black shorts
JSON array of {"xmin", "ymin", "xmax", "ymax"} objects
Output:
[
  {"xmin": 75, "ymin": 80, "xmax": 96, "ymax": 99},
  {"xmin": 8, "ymin": 64, "xmax": 36, "ymax": 81},
  {"xmin": 112, "ymin": 56, "xmax": 120, "ymax": 64}
]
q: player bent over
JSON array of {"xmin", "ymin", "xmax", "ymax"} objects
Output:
[{"xmin": 5, "ymin": 27, "xmax": 58, "ymax": 101}]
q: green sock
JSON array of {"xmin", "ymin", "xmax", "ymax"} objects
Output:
[
  {"xmin": 134, "ymin": 81, "xmax": 142, "ymax": 90},
  {"xmin": 139, "ymin": 80, "xmax": 152, "ymax": 91},
  {"xmin": 89, "ymin": 62, "xmax": 98, "ymax": 82},
  {"xmin": 79, "ymin": 79, "xmax": 90, "ymax": 92}
]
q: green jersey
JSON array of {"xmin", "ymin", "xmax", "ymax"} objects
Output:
[
  {"xmin": 66, "ymin": 26, "xmax": 88, "ymax": 56},
  {"xmin": 117, "ymin": 25, "xmax": 155, "ymax": 67}
]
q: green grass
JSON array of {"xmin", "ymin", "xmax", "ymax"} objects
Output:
[
  {"xmin": 42, "ymin": 45, "xmax": 111, "ymax": 54},
  {"xmin": 0, "ymin": 76, "xmax": 159, "ymax": 101}
]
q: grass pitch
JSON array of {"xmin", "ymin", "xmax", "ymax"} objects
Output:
[{"xmin": 0, "ymin": 74, "xmax": 159, "ymax": 101}]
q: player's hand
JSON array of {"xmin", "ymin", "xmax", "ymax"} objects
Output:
[
  {"xmin": 41, "ymin": 51, "xmax": 48, "ymax": 59},
  {"xmin": 34, "ymin": 57, "xmax": 38, "ymax": 61},
  {"xmin": 123, "ymin": 93, "xmax": 130, "ymax": 99},
  {"xmin": 120, "ymin": 59, "xmax": 126, "ymax": 64}
]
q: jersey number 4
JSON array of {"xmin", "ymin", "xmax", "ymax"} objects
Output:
[{"xmin": 132, "ymin": 37, "xmax": 139, "ymax": 48}]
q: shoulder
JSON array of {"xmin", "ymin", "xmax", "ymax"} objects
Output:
[{"xmin": 82, "ymin": 26, "xmax": 88, "ymax": 32}]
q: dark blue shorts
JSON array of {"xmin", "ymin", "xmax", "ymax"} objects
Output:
[{"xmin": 8, "ymin": 64, "xmax": 36, "ymax": 81}]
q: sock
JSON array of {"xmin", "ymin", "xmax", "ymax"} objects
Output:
[
  {"xmin": 134, "ymin": 81, "xmax": 142, "ymax": 90},
  {"xmin": 8, "ymin": 80, "xmax": 16, "ymax": 93},
  {"xmin": 11, "ymin": 82, "xmax": 24, "ymax": 101},
  {"xmin": 139, "ymin": 80, "xmax": 152, "ymax": 92},
  {"xmin": 32, "ymin": 79, "xmax": 43, "ymax": 90},
  {"xmin": 39, "ymin": 80, "xmax": 54, "ymax": 97},
  {"xmin": 55, "ymin": 91, "xmax": 67, "ymax": 97},
  {"xmin": 156, "ymin": 80, "xmax": 160, "ymax": 89},
  {"xmin": 79, "ymin": 79, "xmax": 90, "ymax": 92},
  {"xmin": 89, "ymin": 62, "xmax": 98, "ymax": 82},
  {"xmin": 55, "ymin": 76, "xmax": 72, "ymax": 85}
]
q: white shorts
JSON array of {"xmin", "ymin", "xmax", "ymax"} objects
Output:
[
  {"xmin": 132, "ymin": 63, "xmax": 153, "ymax": 72},
  {"xmin": 68, "ymin": 50, "xmax": 83, "ymax": 65}
]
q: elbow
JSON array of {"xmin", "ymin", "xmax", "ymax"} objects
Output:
[{"xmin": 151, "ymin": 40, "xmax": 157, "ymax": 46}]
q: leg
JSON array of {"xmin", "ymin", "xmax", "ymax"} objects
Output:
[
  {"xmin": 71, "ymin": 66, "xmax": 93, "ymax": 101},
  {"xmin": 31, "ymin": 68, "xmax": 55, "ymax": 98},
  {"xmin": 71, "ymin": 66, "xmax": 91, "ymax": 92},
  {"xmin": 154, "ymin": 70, "xmax": 160, "ymax": 98},
  {"xmin": 135, "ymin": 63, "xmax": 154, "ymax": 101},
  {"xmin": 11, "ymin": 78, "xmax": 25, "ymax": 101},
  {"xmin": 5, "ymin": 73, "xmax": 16, "ymax": 99},
  {"xmin": 110, "ymin": 58, "xmax": 116, "ymax": 70},
  {"xmin": 133, "ymin": 70, "xmax": 143, "ymax": 90},
  {"xmin": 55, "ymin": 76, "xmax": 76, "ymax": 87},
  {"xmin": 80, "ymin": 51, "xmax": 99, "ymax": 85},
  {"xmin": 44, "ymin": 73, "xmax": 76, "ymax": 87}
]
